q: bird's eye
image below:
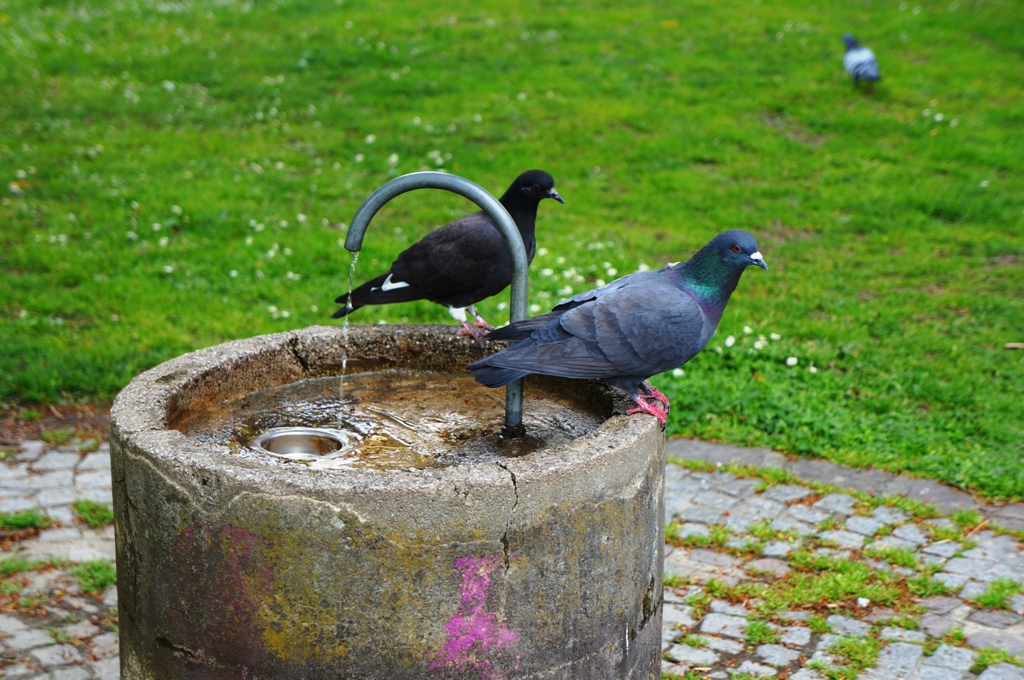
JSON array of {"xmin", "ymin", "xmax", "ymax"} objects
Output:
[
  {"xmin": 532, "ymin": 184, "xmax": 541, "ymax": 191},
  {"xmin": 731, "ymin": 244, "xmax": 741, "ymax": 253}
]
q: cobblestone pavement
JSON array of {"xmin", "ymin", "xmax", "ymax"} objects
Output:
[{"xmin": 1, "ymin": 435, "xmax": 1022, "ymax": 679}]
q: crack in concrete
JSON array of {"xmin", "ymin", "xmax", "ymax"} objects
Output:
[
  {"xmin": 287, "ymin": 336, "xmax": 311, "ymax": 372},
  {"xmin": 496, "ymin": 461, "xmax": 519, "ymax": 574}
]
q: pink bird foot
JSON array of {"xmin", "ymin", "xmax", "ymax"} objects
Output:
[
  {"xmin": 456, "ymin": 322, "xmax": 488, "ymax": 349},
  {"xmin": 641, "ymin": 382, "xmax": 671, "ymax": 413},
  {"xmin": 626, "ymin": 395, "xmax": 667, "ymax": 430}
]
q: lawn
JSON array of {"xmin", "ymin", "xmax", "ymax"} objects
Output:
[{"xmin": 1, "ymin": 0, "xmax": 1021, "ymax": 498}]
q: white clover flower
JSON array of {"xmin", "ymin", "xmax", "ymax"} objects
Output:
[
  {"xmin": 127, "ymin": 231, "xmax": 138, "ymax": 240},
  {"xmin": 365, "ymin": 134, "xmax": 376, "ymax": 144},
  {"xmin": 286, "ymin": 271, "xmax": 301, "ymax": 281},
  {"xmin": 857, "ymin": 597, "xmax": 870, "ymax": 608},
  {"xmin": 934, "ymin": 113, "xmax": 944, "ymax": 122},
  {"xmin": 606, "ymin": 268, "xmax": 618, "ymax": 277},
  {"xmin": 279, "ymin": 220, "xmax": 289, "ymax": 228},
  {"xmin": 297, "ymin": 213, "xmax": 307, "ymax": 223},
  {"xmin": 354, "ymin": 154, "xmax": 364, "ymax": 163},
  {"xmin": 537, "ymin": 247, "xmax": 548, "ymax": 257},
  {"xmin": 171, "ymin": 204, "xmax": 182, "ymax": 215},
  {"xmin": 715, "ymin": 346, "xmax": 723, "ymax": 354},
  {"xmin": 529, "ymin": 303, "xmax": 541, "ymax": 313},
  {"xmin": 672, "ymin": 368, "xmax": 685, "ymax": 377},
  {"xmin": 786, "ymin": 357, "xmax": 798, "ymax": 367},
  {"xmin": 594, "ymin": 279, "xmax": 606, "ymax": 287},
  {"xmin": 770, "ymin": 332, "xmax": 781, "ymax": 341},
  {"xmin": 412, "ymin": 116, "xmax": 421, "ymax": 125},
  {"xmin": 387, "ymin": 153, "xmax": 399, "ymax": 166},
  {"xmin": 162, "ymin": 80, "xmax": 175, "ymax": 91},
  {"xmin": 541, "ymin": 268, "xmax": 554, "ymax": 276},
  {"xmin": 980, "ymin": 180, "xmax": 989, "ymax": 188},
  {"xmin": 158, "ymin": 236, "xmax": 169, "ymax": 247},
  {"xmin": 949, "ymin": 118, "xmax": 959, "ymax": 127},
  {"xmin": 497, "ymin": 302, "xmax": 508, "ymax": 311},
  {"xmin": 922, "ymin": 109, "xmax": 931, "ymax": 117},
  {"xmin": 275, "ymin": 161, "xmax": 284, "ymax": 170},
  {"xmin": 725, "ymin": 335, "xmax": 736, "ymax": 347},
  {"xmin": 743, "ymin": 325, "xmax": 753, "ymax": 334},
  {"xmin": 754, "ymin": 340, "xmax": 766, "ymax": 350},
  {"xmin": 809, "ymin": 364, "xmax": 818, "ymax": 374},
  {"xmin": 152, "ymin": 222, "xmax": 162, "ymax": 231},
  {"xmin": 15, "ymin": 169, "xmax": 26, "ymax": 179},
  {"xmin": 229, "ymin": 270, "xmax": 238, "ymax": 278},
  {"xmin": 245, "ymin": 235, "xmax": 254, "ymax": 246},
  {"xmin": 637, "ymin": 262, "xmax": 650, "ymax": 271},
  {"xmin": 162, "ymin": 265, "xmax": 174, "ymax": 273}
]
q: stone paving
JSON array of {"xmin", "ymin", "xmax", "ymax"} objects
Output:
[
  {"xmin": 1, "ymin": 434, "xmax": 1022, "ymax": 679},
  {"xmin": 1, "ymin": 440, "xmax": 118, "ymax": 680},
  {"xmin": 661, "ymin": 440, "xmax": 1024, "ymax": 680}
]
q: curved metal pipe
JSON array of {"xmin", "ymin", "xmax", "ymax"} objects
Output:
[{"xmin": 344, "ymin": 171, "xmax": 528, "ymax": 437}]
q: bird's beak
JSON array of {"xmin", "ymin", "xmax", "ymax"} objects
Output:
[
  {"xmin": 549, "ymin": 189, "xmax": 565, "ymax": 204},
  {"xmin": 750, "ymin": 251, "xmax": 768, "ymax": 270}
]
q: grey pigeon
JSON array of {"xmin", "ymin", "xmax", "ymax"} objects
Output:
[
  {"xmin": 333, "ymin": 169, "xmax": 564, "ymax": 341},
  {"xmin": 467, "ymin": 230, "xmax": 767, "ymax": 427},
  {"xmin": 843, "ymin": 34, "xmax": 881, "ymax": 92}
]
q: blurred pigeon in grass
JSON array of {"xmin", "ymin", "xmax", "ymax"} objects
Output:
[
  {"xmin": 468, "ymin": 230, "xmax": 767, "ymax": 428},
  {"xmin": 333, "ymin": 169, "xmax": 563, "ymax": 342},
  {"xmin": 843, "ymin": 34, "xmax": 881, "ymax": 92}
]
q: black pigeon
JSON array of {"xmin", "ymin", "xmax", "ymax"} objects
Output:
[
  {"xmin": 467, "ymin": 230, "xmax": 767, "ymax": 428},
  {"xmin": 332, "ymin": 170, "xmax": 564, "ymax": 340},
  {"xmin": 843, "ymin": 34, "xmax": 881, "ymax": 92}
]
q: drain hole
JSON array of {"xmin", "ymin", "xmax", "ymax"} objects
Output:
[{"xmin": 253, "ymin": 427, "xmax": 353, "ymax": 461}]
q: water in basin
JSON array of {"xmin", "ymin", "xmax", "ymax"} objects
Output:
[{"xmin": 174, "ymin": 370, "xmax": 605, "ymax": 471}]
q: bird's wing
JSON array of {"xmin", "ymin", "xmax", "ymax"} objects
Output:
[
  {"xmin": 560, "ymin": 280, "xmax": 713, "ymax": 377},
  {"xmin": 483, "ymin": 278, "xmax": 713, "ymax": 380},
  {"xmin": 844, "ymin": 48, "xmax": 879, "ymax": 79},
  {"xmin": 389, "ymin": 212, "xmax": 510, "ymax": 300}
]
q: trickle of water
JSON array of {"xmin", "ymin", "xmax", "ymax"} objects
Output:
[{"xmin": 338, "ymin": 250, "xmax": 360, "ymax": 427}]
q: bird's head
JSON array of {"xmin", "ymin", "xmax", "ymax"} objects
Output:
[
  {"xmin": 713, "ymin": 229, "xmax": 768, "ymax": 271},
  {"xmin": 843, "ymin": 34, "xmax": 858, "ymax": 50},
  {"xmin": 514, "ymin": 169, "xmax": 565, "ymax": 204}
]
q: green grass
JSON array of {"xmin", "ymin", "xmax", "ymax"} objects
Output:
[
  {"xmin": 0, "ymin": 556, "xmax": 40, "ymax": 577},
  {"xmin": 745, "ymin": 619, "xmax": 780, "ymax": 645},
  {"xmin": 71, "ymin": 559, "xmax": 116, "ymax": 594},
  {"xmin": 971, "ymin": 578, "xmax": 1024, "ymax": 610},
  {"xmin": 0, "ymin": 509, "xmax": 52, "ymax": 531},
  {"xmin": 1, "ymin": 0, "xmax": 1022, "ymax": 498},
  {"xmin": 72, "ymin": 499, "xmax": 115, "ymax": 529}
]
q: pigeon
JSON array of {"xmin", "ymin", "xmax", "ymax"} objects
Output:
[
  {"xmin": 843, "ymin": 34, "xmax": 881, "ymax": 92},
  {"xmin": 467, "ymin": 230, "xmax": 767, "ymax": 428},
  {"xmin": 332, "ymin": 170, "xmax": 564, "ymax": 341}
]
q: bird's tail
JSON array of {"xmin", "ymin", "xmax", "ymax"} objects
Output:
[
  {"xmin": 331, "ymin": 272, "xmax": 422, "ymax": 318},
  {"xmin": 466, "ymin": 358, "xmax": 531, "ymax": 388}
]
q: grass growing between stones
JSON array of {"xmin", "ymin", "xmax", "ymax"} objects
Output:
[
  {"xmin": 72, "ymin": 499, "xmax": 115, "ymax": 529},
  {"xmin": 811, "ymin": 635, "xmax": 883, "ymax": 680},
  {"xmin": 1, "ymin": 0, "xmax": 1022, "ymax": 500},
  {"xmin": 0, "ymin": 509, "xmax": 53, "ymax": 531},
  {"xmin": 970, "ymin": 648, "xmax": 1023, "ymax": 675},
  {"xmin": 70, "ymin": 560, "xmax": 116, "ymax": 594},
  {"xmin": 970, "ymin": 578, "xmax": 1024, "ymax": 610}
]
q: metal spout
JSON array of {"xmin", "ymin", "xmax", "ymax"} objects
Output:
[{"xmin": 345, "ymin": 171, "xmax": 528, "ymax": 436}]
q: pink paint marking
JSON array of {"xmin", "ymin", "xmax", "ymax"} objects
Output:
[{"xmin": 430, "ymin": 554, "xmax": 519, "ymax": 679}]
